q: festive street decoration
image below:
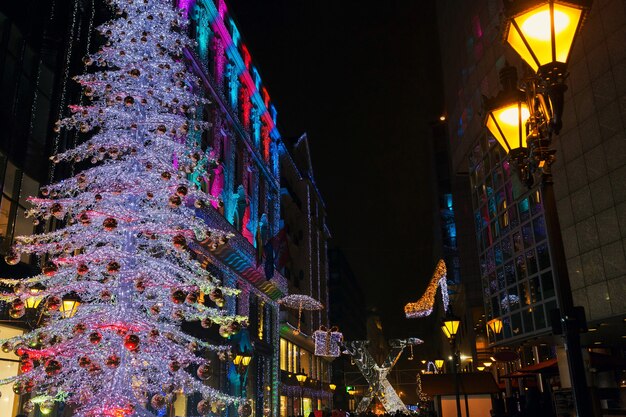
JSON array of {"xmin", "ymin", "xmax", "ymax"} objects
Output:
[
  {"xmin": 313, "ymin": 326, "xmax": 343, "ymax": 358},
  {"xmin": 416, "ymin": 374, "xmax": 430, "ymax": 402},
  {"xmin": 0, "ymin": 1, "xmax": 250, "ymax": 416},
  {"xmin": 343, "ymin": 338, "xmax": 423, "ymax": 414},
  {"xmin": 278, "ymin": 294, "xmax": 323, "ymax": 334},
  {"xmin": 404, "ymin": 259, "xmax": 449, "ymax": 318}
]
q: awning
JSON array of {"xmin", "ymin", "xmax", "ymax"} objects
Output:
[
  {"xmin": 519, "ymin": 358, "xmax": 558, "ymax": 373},
  {"xmin": 421, "ymin": 372, "xmax": 500, "ymax": 396},
  {"xmin": 501, "ymin": 358, "xmax": 558, "ymax": 378}
]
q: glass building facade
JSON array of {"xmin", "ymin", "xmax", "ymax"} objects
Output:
[{"xmin": 470, "ymin": 134, "xmax": 558, "ymax": 345}]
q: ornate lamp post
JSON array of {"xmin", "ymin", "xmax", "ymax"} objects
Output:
[
  {"xmin": 484, "ymin": 1, "xmax": 592, "ymax": 416},
  {"xmin": 442, "ymin": 313, "xmax": 462, "ymax": 417}
]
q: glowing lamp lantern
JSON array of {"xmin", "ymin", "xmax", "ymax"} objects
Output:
[
  {"xmin": 435, "ymin": 359, "xmax": 444, "ymax": 370},
  {"xmin": 295, "ymin": 369, "xmax": 307, "ymax": 385},
  {"xmin": 329, "ymin": 383, "xmax": 337, "ymax": 391},
  {"xmin": 487, "ymin": 318, "xmax": 503, "ymax": 335},
  {"xmin": 25, "ymin": 289, "xmax": 43, "ymax": 309},
  {"xmin": 477, "ymin": 366, "xmax": 486, "ymax": 371},
  {"xmin": 441, "ymin": 315, "xmax": 461, "ymax": 340},
  {"xmin": 484, "ymin": 65, "xmax": 530, "ymax": 156},
  {"xmin": 233, "ymin": 349, "xmax": 253, "ymax": 372},
  {"xmin": 503, "ymin": 0, "xmax": 590, "ymax": 73},
  {"xmin": 347, "ymin": 387, "xmax": 356, "ymax": 396},
  {"xmin": 59, "ymin": 295, "xmax": 81, "ymax": 318},
  {"xmin": 483, "ymin": 361, "xmax": 493, "ymax": 368}
]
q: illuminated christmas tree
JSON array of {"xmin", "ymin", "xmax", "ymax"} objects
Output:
[{"xmin": 0, "ymin": 0, "xmax": 249, "ymax": 416}]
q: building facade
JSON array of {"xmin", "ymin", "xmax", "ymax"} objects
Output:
[
  {"xmin": 436, "ymin": 0, "xmax": 626, "ymax": 414},
  {"xmin": 277, "ymin": 134, "xmax": 333, "ymax": 417}
]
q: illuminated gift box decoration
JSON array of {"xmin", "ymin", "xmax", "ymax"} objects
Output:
[{"xmin": 314, "ymin": 327, "xmax": 343, "ymax": 357}]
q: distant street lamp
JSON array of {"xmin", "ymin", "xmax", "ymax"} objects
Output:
[
  {"xmin": 329, "ymin": 383, "xmax": 336, "ymax": 392},
  {"xmin": 486, "ymin": 318, "xmax": 503, "ymax": 339},
  {"xmin": 434, "ymin": 359, "xmax": 444, "ymax": 373},
  {"xmin": 442, "ymin": 313, "xmax": 462, "ymax": 417},
  {"xmin": 296, "ymin": 369, "xmax": 307, "ymax": 415},
  {"xmin": 484, "ymin": 1, "xmax": 592, "ymax": 416}
]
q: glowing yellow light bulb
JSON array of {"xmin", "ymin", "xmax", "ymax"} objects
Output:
[
  {"xmin": 521, "ymin": 10, "xmax": 571, "ymax": 41},
  {"xmin": 498, "ymin": 106, "xmax": 530, "ymax": 126}
]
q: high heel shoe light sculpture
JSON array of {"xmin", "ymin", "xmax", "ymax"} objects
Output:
[{"xmin": 404, "ymin": 259, "xmax": 449, "ymax": 318}]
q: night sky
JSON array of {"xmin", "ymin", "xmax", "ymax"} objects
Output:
[{"xmin": 227, "ymin": 0, "xmax": 445, "ymax": 343}]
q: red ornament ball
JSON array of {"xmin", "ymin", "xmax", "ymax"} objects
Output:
[
  {"xmin": 168, "ymin": 195, "xmax": 182, "ymax": 207},
  {"xmin": 78, "ymin": 356, "xmax": 91, "ymax": 368},
  {"xmin": 46, "ymin": 296, "xmax": 62, "ymax": 311},
  {"xmin": 124, "ymin": 334, "xmax": 140, "ymax": 351},
  {"xmin": 44, "ymin": 359, "xmax": 62, "ymax": 376},
  {"xmin": 169, "ymin": 360, "xmax": 181, "ymax": 372},
  {"xmin": 73, "ymin": 323, "xmax": 87, "ymax": 334},
  {"xmin": 106, "ymin": 261, "xmax": 120, "ymax": 274},
  {"xmin": 12, "ymin": 379, "xmax": 34, "ymax": 395},
  {"xmin": 4, "ymin": 250, "xmax": 20, "ymax": 265},
  {"xmin": 197, "ymin": 400, "xmax": 211, "ymax": 414},
  {"xmin": 238, "ymin": 403, "xmax": 253, "ymax": 417},
  {"xmin": 8, "ymin": 307, "xmax": 25, "ymax": 319},
  {"xmin": 172, "ymin": 234, "xmax": 187, "ymax": 250},
  {"xmin": 197, "ymin": 363, "xmax": 212, "ymax": 380},
  {"xmin": 102, "ymin": 217, "xmax": 118, "ymax": 231},
  {"xmin": 151, "ymin": 394, "xmax": 166, "ymax": 410},
  {"xmin": 105, "ymin": 354, "xmax": 120, "ymax": 368},
  {"xmin": 42, "ymin": 263, "xmax": 58, "ymax": 276},
  {"xmin": 78, "ymin": 211, "xmax": 91, "ymax": 225},
  {"xmin": 176, "ymin": 185, "xmax": 188, "ymax": 196},
  {"xmin": 20, "ymin": 358, "xmax": 34, "ymax": 373},
  {"xmin": 77, "ymin": 263, "xmax": 89, "ymax": 275},
  {"xmin": 135, "ymin": 279, "xmax": 146, "ymax": 292},
  {"xmin": 171, "ymin": 289, "xmax": 186, "ymax": 304},
  {"xmin": 89, "ymin": 332, "xmax": 102, "ymax": 344}
]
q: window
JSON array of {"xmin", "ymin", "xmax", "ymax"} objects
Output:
[{"xmin": 0, "ymin": 155, "xmax": 38, "ymax": 260}]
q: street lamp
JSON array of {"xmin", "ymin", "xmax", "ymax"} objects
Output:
[
  {"xmin": 24, "ymin": 288, "xmax": 43, "ymax": 310},
  {"xmin": 329, "ymin": 383, "xmax": 336, "ymax": 392},
  {"xmin": 233, "ymin": 348, "xmax": 253, "ymax": 399},
  {"xmin": 442, "ymin": 313, "xmax": 462, "ymax": 417},
  {"xmin": 486, "ymin": 318, "xmax": 504, "ymax": 343},
  {"xmin": 59, "ymin": 294, "xmax": 80, "ymax": 318},
  {"xmin": 233, "ymin": 350, "xmax": 253, "ymax": 369},
  {"xmin": 484, "ymin": 1, "xmax": 593, "ymax": 416},
  {"xmin": 295, "ymin": 369, "xmax": 307, "ymax": 415},
  {"xmin": 434, "ymin": 359, "xmax": 444, "ymax": 373}
]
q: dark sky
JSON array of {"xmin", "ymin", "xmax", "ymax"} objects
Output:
[{"xmin": 227, "ymin": 0, "xmax": 445, "ymax": 342}]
